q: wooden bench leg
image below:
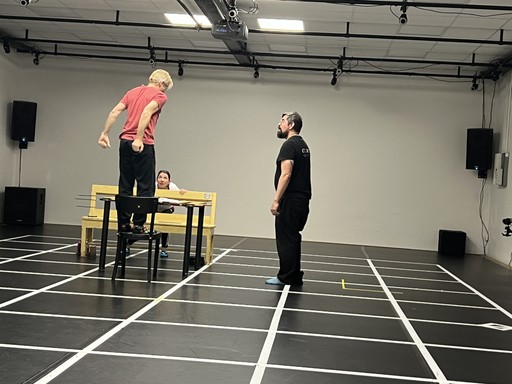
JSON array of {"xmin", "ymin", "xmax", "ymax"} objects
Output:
[
  {"xmin": 205, "ymin": 234, "xmax": 214, "ymax": 264},
  {"xmin": 80, "ymin": 226, "xmax": 94, "ymax": 257}
]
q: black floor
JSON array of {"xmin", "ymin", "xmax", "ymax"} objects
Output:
[{"xmin": 1, "ymin": 224, "xmax": 512, "ymax": 383}]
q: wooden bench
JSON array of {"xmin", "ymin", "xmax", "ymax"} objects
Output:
[{"xmin": 80, "ymin": 184, "xmax": 217, "ymax": 264}]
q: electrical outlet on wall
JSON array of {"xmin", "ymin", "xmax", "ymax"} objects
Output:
[{"xmin": 493, "ymin": 152, "xmax": 509, "ymax": 187}]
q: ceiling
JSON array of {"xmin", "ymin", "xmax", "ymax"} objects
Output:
[{"xmin": 2, "ymin": 0, "xmax": 512, "ymax": 84}]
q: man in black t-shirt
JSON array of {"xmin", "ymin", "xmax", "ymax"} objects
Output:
[{"xmin": 267, "ymin": 112, "xmax": 311, "ymax": 286}]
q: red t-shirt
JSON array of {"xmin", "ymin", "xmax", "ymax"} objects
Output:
[{"xmin": 119, "ymin": 85, "xmax": 167, "ymax": 144}]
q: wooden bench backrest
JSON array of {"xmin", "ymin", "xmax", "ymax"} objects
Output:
[
  {"xmin": 86, "ymin": 184, "xmax": 217, "ymax": 226},
  {"xmin": 87, "ymin": 184, "xmax": 118, "ymax": 218}
]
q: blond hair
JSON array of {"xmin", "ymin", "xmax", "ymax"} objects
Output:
[{"xmin": 149, "ymin": 69, "xmax": 173, "ymax": 89}]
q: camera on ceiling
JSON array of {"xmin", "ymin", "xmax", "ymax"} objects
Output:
[
  {"xmin": 19, "ymin": 0, "xmax": 34, "ymax": 6},
  {"xmin": 228, "ymin": 8, "xmax": 238, "ymax": 20}
]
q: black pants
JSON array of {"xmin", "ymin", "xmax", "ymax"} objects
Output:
[
  {"xmin": 161, "ymin": 233, "xmax": 169, "ymax": 247},
  {"xmin": 118, "ymin": 139, "xmax": 156, "ymax": 227},
  {"xmin": 275, "ymin": 198, "xmax": 309, "ymax": 284}
]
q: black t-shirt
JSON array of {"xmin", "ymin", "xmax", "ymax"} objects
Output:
[{"xmin": 274, "ymin": 135, "xmax": 312, "ymax": 199}]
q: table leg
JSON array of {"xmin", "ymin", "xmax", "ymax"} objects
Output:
[
  {"xmin": 183, "ymin": 204, "xmax": 194, "ymax": 277},
  {"xmin": 99, "ymin": 199, "xmax": 111, "ymax": 270},
  {"xmin": 194, "ymin": 205, "xmax": 205, "ymax": 270}
]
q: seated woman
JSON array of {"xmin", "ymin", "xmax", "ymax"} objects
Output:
[{"xmin": 156, "ymin": 169, "xmax": 187, "ymax": 257}]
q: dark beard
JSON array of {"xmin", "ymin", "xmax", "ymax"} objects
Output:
[{"xmin": 277, "ymin": 129, "xmax": 287, "ymax": 139}]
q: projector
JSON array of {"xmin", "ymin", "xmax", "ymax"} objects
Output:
[{"xmin": 211, "ymin": 20, "xmax": 248, "ymax": 41}]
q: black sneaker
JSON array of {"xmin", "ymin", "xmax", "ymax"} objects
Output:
[{"xmin": 120, "ymin": 223, "xmax": 132, "ymax": 232}]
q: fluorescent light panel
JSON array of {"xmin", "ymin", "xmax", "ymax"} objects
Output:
[
  {"xmin": 165, "ymin": 13, "xmax": 211, "ymax": 27},
  {"xmin": 257, "ymin": 18, "xmax": 304, "ymax": 32}
]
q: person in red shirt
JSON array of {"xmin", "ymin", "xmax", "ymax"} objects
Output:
[{"xmin": 98, "ymin": 69, "xmax": 173, "ymax": 233}]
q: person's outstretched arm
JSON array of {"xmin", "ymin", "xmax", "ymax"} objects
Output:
[{"xmin": 99, "ymin": 102, "xmax": 126, "ymax": 148}]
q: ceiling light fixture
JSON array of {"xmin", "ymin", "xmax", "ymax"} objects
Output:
[
  {"xmin": 257, "ymin": 18, "xmax": 304, "ymax": 32},
  {"xmin": 165, "ymin": 13, "xmax": 211, "ymax": 28},
  {"xmin": 399, "ymin": 0, "xmax": 408, "ymax": 25}
]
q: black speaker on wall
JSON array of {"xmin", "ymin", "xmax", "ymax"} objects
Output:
[
  {"xmin": 10, "ymin": 100, "xmax": 37, "ymax": 143},
  {"xmin": 3, "ymin": 187, "xmax": 45, "ymax": 225},
  {"xmin": 466, "ymin": 128, "xmax": 493, "ymax": 172}
]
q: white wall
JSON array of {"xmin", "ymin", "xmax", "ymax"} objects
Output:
[
  {"xmin": 488, "ymin": 72, "xmax": 512, "ymax": 265},
  {"xmin": 0, "ymin": 54, "xmax": 500, "ymax": 256}
]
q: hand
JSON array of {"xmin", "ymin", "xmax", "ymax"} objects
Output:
[
  {"xmin": 98, "ymin": 133, "xmax": 111, "ymax": 148},
  {"xmin": 179, "ymin": 189, "xmax": 188, "ymax": 195},
  {"xmin": 132, "ymin": 138, "xmax": 144, "ymax": 153},
  {"xmin": 270, "ymin": 201, "xmax": 279, "ymax": 216}
]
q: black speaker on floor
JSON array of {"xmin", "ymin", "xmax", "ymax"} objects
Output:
[
  {"xmin": 438, "ymin": 229, "xmax": 466, "ymax": 257},
  {"xmin": 3, "ymin": 187, "xmax": 45, "ymax": 225},
  {"xmin": 466, "ymin": 128, "xmax": 493, "ymax": 171},
  {"xmin": 10, "ymin": 100, "xmax": 37, "ymax": 143}
]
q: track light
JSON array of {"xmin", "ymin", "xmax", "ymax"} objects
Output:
[
  {"xmin": 32, "ymin": 51, "xmax": 40, "ymax": 66},
  {"xmin": 331, "ymin": 60, "xmax": 343, "ymax": 86},
  {"xmin": 228, "ymin": 8, "xmax": 238, "ymax": 20},
  {"xmin": 330, "ymin": 70, "xmax": 338, "ymax": 86},
  {"xmin": 399, "ymin": 0, "xmax": 408, "ymax": 25},
  {"xmin": 253, "ymin": 66, "xmax": 259, "ymax": 79},
  {"xmin": 490, "ymin": 69, "xmax": 501, "ymax": 82},
  {"xmin": 178, "ymin": 61, "xmax": 184, "ymax": 76},
  {"xmin": 20, "ymin": 0, "xmax": 38, "ymax": 6},
  {"xmin": 471, "ymin": 75, "xmax": 479, "ymax": 91},
  {"xmin": 503, "ymin": 218, "xmax": 512, "ymax": 237},
  {"xmin": 3, "ymin": 40, "xmax": 10, "ymax": 54},
  {"xmin": 148, "ymin": 47, "xmax": 156, "ymax": 68}
]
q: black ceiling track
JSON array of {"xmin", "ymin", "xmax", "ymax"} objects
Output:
[
  {"xmin": 288, "ymin": 0, "xmax": 512, "ymax": 12},
  {"xmin": 7, "ymin": 35, "xmax": 510, "ymax": 71},
  {"xmin": 1, "ymin": 14, "xmax": 511, "ymax": 47}
]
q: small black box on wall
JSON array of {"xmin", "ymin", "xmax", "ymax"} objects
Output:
[
  {"xmin": 3, "ymin": 187, "xmax": 45, "ymax": 225},
  {"xmin": 438, "ymin": 229, "xmax": 466, "ymax": 257}
]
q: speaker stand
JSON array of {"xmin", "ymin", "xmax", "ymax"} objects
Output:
[{"xmin": 18, "ymin": 145, "xmax": 24, "ymax": 187}]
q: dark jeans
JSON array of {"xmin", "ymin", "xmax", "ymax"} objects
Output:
[
  {"xmin": 161, "ymin": 233, "xmax": 169, "ymax": 247},
  {"xmin": 118, "ymin": 139, "xmax": 155, "ymax": 227},
  {"xmin": 275, "ymin": 198, "xmax": 310, "ymax": 284}
]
